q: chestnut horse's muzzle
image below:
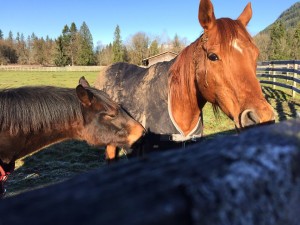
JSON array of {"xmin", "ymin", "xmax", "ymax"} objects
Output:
[{"xmin": 240, "ymin": 109, "xmax": 276, "ymax": 129}]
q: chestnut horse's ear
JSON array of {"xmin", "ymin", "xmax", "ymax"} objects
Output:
[
  {"xmin": 79, "ymin": 76, "xmax": 90, "ymax": 88},
  {"xmin": 237, "ymin": 3, "xmax": 252, "ymax": 27},
  {"xmin": 76, "ymin": 84, "xmax": 94, "ymax": 107},
  {"xmin": 198, "ymin": 0, "xmax": 216, "ymax": 31}
]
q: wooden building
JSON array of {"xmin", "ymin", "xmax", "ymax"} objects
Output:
[{"xmin": 142, "ymin": 51, "xmax": 178, "ymax": 67}]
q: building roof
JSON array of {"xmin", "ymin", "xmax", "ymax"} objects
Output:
[{"xmin": 142, "ymin": 51, "xmax": 178, "ymax": 61}]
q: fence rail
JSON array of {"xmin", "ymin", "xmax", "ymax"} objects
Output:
[
  {"xmin": 0, "ymin": 65, "xmax": 105, "ymax": 72},
  {"xmin": 257, "ymin": 60, "xmax": 300, "ymax": 98}
]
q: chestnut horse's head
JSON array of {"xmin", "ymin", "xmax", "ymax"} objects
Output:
[
  {"xmin": 197, "ymin": 0, "xmax": 275, "ymax": 129},
  {"xmin": 169, "ymin": 0, "xmax": 275, "ymax": 135}
]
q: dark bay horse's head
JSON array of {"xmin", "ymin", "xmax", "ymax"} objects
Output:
[
  {"xmin": 169, "ymin": 0, "xmax": 275, "ymax": 134},
  {"xmin": 76, "ymin": 78, "xmax": 145, "ymax": 149},
  {"xmin": 197, "ymin": 0, "xmax": 275, "ymax": 129}
]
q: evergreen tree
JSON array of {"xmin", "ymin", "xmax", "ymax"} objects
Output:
[
  {"xmin": 77, "ymin": 22, "xmax": 95, "ymax": 65},
  {"xmin": 292, "ymin": 22, "xmax": 300, "ymax": 59},
  {"xmin": 54, "ymin": 36, "xmax": 69, "ymax": 66},
  {"xmin": 0, "ymin": 30, "xmax": 3, "ymax": 39},
  {"xmin": 112, "ymin": 25, "xmax": 124, "ymax": 63},
  {"xmin": 16, "ymin": 33, "xmax": 29, "ymax": 64},
  {"xmin": 123, "ymin": 46, "xmax": 130, "ymax": 63},
  {"xmin": 61, "ymin": 25, "xmax": 71, "ymax": 65},
  {"xmin": 69, "ymin": 22, "xmax": 78, "ymax": 65},
  {"xmin": 8, "ymin": 31, "xmax": 13, "ymax": 44},
  {"xmin": 269, "ymin": 22, "xmax": 287, "ymax": 60}
]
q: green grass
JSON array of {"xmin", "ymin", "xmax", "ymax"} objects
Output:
[
  {"xmin": 1, "ymin": 71, "xmax": 299, "ymax": 197},
  {"xmin": 0, "ymin": 71, "xmax": 99, "ymax": 88}
]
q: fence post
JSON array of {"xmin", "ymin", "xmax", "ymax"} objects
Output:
[
  {"xmin": 287, "ymin": 63, "xmax": 290, "ymax": 83},
  {"xmin": 293, "ymin": 62, "xmax": 298, "ymax": 98},
  {"xmin": 272, "ymin": 62, "xmax": 276, "ymax": 90},
  {"xmin": 268, "ymin": 62, "xmax": 271, "ymax": 81}
]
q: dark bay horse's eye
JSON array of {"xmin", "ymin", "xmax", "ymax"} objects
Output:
[
  {"xmin": 104, "ymin": 113, "xmax": 117, "ymax": 120},
  {"xmin": 207, "ymin": 53, "xmax": 219, "ymax": 61}
]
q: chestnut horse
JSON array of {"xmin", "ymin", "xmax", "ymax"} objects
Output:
[
  {"xmin": 95, "ymin": 0, "xmax": 275, "ymax": 151},
  {"xmin": 0, "ymin": 77, "xmax": 145, "ymax": 197}
]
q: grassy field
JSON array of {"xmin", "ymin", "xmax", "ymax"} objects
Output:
[
  {"xmin": 0, "ymin": 70, "xmax": 299, "ymax": 197},
  {"xmin": 0, "ymin": 71, "xmax": 99, "ymax": 88}
]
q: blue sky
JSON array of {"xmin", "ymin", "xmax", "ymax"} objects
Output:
[{"xmin": 0, "ymin": 0, "xmax": 299, "ymax": 47}]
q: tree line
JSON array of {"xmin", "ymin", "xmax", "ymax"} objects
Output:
[
  {"xmin": 0, "ymin": 22, "xmax": 186, "ymax": 66},
  {"xmin": 254, "ymin": 21, "xmax": 300, "ymax": 61}
]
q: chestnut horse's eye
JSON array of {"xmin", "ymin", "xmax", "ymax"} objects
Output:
[{"xmin": 207, "ymin": 53, "xmax": 219, "ymax": 61}]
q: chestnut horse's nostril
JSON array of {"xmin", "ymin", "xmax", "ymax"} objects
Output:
[{"xmin": 240, "ymin": 109, "xmax": 260, "ymax": 128}]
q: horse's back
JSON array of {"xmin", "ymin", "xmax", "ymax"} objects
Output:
[
  {"xmin": 95, "ymin": 62, "xmax": 146, "ymax": 97},
  {"xmin": 95, "ymin": 61, "xmax": 179, "ymax": 135}
]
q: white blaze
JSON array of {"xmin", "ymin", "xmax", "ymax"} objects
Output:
[{"xmin": 232, "ymin": 40, "xmax": 243, "ymax": 54}]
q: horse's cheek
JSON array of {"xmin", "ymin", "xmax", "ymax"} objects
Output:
[{"xmin": 81, "ymin": 121, "xmax": 110, "ymax": 146}]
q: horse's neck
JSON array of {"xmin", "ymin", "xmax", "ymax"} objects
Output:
[
  {"xmin": 17, "ymin": 127, "xmax": 78, "ymax": 160},
  {"xmin": 169, "ymin": 86, "xmax": 202, "ymax": 136},
  {"xmin": 168, "ymin": 42, "xmax": 204, "ymax": 136}
]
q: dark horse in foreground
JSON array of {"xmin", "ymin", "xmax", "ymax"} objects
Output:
[
  {"xmin": 0, "ymin": 77, "xmax": 145, "ymax": 197},
  {"xmin": 95, "ymin": 0, "xmax": 275, "ymax": 155}
]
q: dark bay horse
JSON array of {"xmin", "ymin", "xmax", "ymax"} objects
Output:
[
  {"xmin": 95, "ymin": 0, "xmax": 275, "ymax": 150},
  {"xmin": 0, "ymin": 77, "xmax": 145, "ymax": 197}
]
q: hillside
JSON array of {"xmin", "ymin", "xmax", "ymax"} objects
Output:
[
  {"xmin": 253, "ymin": 2, "xmax": 300, "ymax": 60},
  {"xmin": 259, "ymin": 2, "xmax": 300, "ymax": 34}
]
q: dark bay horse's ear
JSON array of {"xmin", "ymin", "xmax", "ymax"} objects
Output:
[
  {"xmin": 237, "ymin": 2, "xmax": 252, "ymax": 27},
  {"xmin": 198, "ymin": 0, "xmax": 216, "ymax": 31},
  {"xmin": 79, "ymin": 76, "xmax": 91, "ymax": 88},
  {"xmin": 76, "ymin": 84, "xmax": 94, "ymax": 107}
]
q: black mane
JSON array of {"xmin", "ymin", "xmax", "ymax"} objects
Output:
[{"xmin": 0, "ymin": 86, "xmax": 84, "ymax": 135}]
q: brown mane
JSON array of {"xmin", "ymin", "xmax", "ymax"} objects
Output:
[
  {"xmin": 0, "ymin": 86, "xmax": 119, "ymax": 135},
  {"xmin": 168, "ymin": 40, "xmax": 198, "ymax": 104}
]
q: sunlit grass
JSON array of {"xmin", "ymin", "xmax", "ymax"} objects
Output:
[{"xmin": 0, "ymin": 71, "xmax": 99, "ymax": 88}]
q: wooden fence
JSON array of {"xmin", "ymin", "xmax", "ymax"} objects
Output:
[
  {"xmin": 0, "ymin": 65, "xmax": 104, "ymax": 72},
  {"xmin": 257, "ymin": 60, "xmax": 300, "ymax": 98}
]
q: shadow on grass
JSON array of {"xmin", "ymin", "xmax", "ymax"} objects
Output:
[
  {"xmin": 5, "ymin": 141, "xmax": 107, "ymax": 197},
  {"xmin": 262, "ymin": 86, "xmax": 300, "ymax": 122}
]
